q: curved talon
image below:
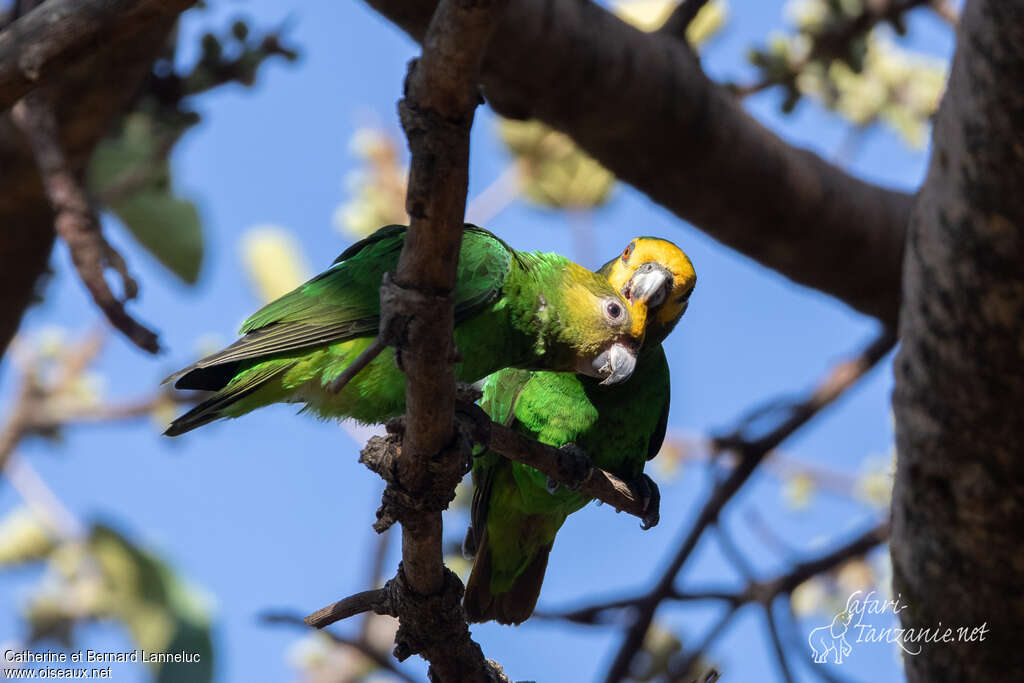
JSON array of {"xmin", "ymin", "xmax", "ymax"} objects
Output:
[
  {"xmin": 633, "ymin": 473, "xmax": 661, "ymax": 530},
  {"xmin": 546, "ymin": 476, "xmax": 560, "ymax": 494}
]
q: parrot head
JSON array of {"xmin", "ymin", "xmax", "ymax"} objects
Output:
[
  {"xmin": 536, "ymin": 260, "xmax": 647, "ymax": 385},
  {"xmin": 600, "ymin": 237, "xmax": 696, "ymax": 346}
]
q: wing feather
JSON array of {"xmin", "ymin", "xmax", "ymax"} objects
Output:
[{"xmin": 168, "ymin": 224, "xmax": 512, "ymax": 390}]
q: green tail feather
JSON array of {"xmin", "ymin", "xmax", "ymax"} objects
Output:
[{"xmin": 464, "ymin": 529, "xmax": 552, "ymax": 626}]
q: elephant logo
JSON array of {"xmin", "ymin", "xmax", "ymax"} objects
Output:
[{"xmin": 808, "ymin": 611, "xmax": 854, "ymax": 664}]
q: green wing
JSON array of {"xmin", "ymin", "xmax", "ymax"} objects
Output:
[
  {"xmin": 468, "ymin": 368, "xmax": 534, "ymax": 554},
  {"xmin": 168, "ymin": 224, "xmax": 512, "ymax": 391}
]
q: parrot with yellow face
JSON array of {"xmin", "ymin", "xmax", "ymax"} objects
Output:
[
  {"xmin": 163, "ymin": 224, "xmax": 646, "ymax": 435},
  {"xmin": 464, "ymin": 237, "xmax": 696, "ymax": 625}
]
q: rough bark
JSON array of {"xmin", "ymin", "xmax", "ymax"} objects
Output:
[
  {"xmin": 364, "ymin": 0, "xmax": 913, "ymax": 327},
  {"xmin": 892, "ymin": 1, "xmax": 1024, "ymax": 681},
  {"xmin": 0, "ymin": 0, "xmax": 195, "ymax": 358},
  {"xmin": 376, "ymin": 0, "xmax": 509, "ymax": 680}
]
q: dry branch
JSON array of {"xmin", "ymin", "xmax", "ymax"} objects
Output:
[
  {"xmin": 601, "ymin": 331, "xmax": 895, "ymax": 682},
  {"xmin": 12, "ymin": 92, "xmax": 160, "ymax": 353},
  {"xmin": 0, "ymin": 332, "xmax": 196, "ymax": 471},
  {"xmin": 330, "ymin": 1, "xmax": 510, "ymax": 681},
  {"xmin": 0, "ymin": 0, "xmax": 195, "ymax": 111},
  {"xmin": 365, "ymin": 0, "xmax": 912, "ymax": 327},
  {"xmin": 487, "ymin": 416, "xmax": 657, "ymax": 523},
  {"xmin": 304, "ymin": 589, "xmax": 387, "ymax": 629},
  {"xmin": 0, "ymin": 0, "xmax": 193, "ymax": 358},
  {"xmin": 659, "ymin": 0, "xmax": 710, "ymax": 41}
]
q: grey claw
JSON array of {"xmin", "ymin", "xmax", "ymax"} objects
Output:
[{"xmin": 546, "ymin": 476, "xmax": 560, "ymax": 494}]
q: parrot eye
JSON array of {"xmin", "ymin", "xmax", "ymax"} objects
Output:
[
  {"xmin": 603, "ymin": 298, "xmax": 627, "ymax": 324},
  {"xmin": 621, "ymin": 243, "xmax": 635, "ymax": 263}
]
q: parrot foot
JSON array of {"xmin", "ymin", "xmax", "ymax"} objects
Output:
[
  {"xmin": 546, "ymin": 443, "xmax": 592, "ymax": 493},
  {"xmin": 629, "ymin": 474, "xmax": 661, "ymax": 530}
]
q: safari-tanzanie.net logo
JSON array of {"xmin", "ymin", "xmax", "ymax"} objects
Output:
[{"xmin": 808, "ymin": 590, "xmax": 988, "ymax": 664}]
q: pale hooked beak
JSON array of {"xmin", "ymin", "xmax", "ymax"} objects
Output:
[
  {"xmin": 586, "ymin": 341, "xmax": 638, "ymax": 385},
  {"xmin": 626, "ymin": 263, "xmax": 672, "ymax": 307}
]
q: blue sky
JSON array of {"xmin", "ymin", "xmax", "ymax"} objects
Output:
[{"xmin": 0, "ymin": 1, "xmax": 957, "ymax": 681}]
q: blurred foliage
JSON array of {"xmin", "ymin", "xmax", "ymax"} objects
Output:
[
  {"xmin": 791, "ymin": 551, "xmax": 886, "ymax": 624},
  {"xmin": 611, "ymin": 0, "xmax": 729, "ymax": 47},
  {"xmin": 628, "ymin": 622, "xmax": 717, "ymax": 682},
  {"xmin": 86, "ymin": 10, "xmax": 298, "ymax": 285},
  {"xmin": 747, "ymin": 0, "xmax": 946, "ymax": 146},
  {"xmin": 241, "ymin": 225, "xmax": 313, "ymax": 302},
  {"xmin": 795, "ymin": 32, "xmax": 946, "ymax": 146},
  {"xmin": 88, "ymin": 113, "xmax": 203, "ymax": 284},
  {"xmin": 497, "ymin": 119, "xmax": 615, "ymax": 210},
  {"xmin": 782, "ymin": 471, "xmax": 815, "ymax": 509},
  {"xmin": 287, "ymin": 615, "xmax": 401, "ymax": 683},
  {"xmin": 0, "ymin": 510, "xmax": 214, "ymax": 683},
  {"xmin": 854, "ymin": 452, "xmax": 894, "ymax": 508},
  {"xmin": 632, "ymin": 623, "xmax": 682, "ymax": 681},
  {"xmin": 0, "ymin": 507, "xmax": 56, "ymax": 566},
  {"xmin": 650, "ymin": 432, "xmax": 695, "ymax": 481},
  {"xmin": 334, "ymin": 129, "xmax": 409, "ymax": 240}
]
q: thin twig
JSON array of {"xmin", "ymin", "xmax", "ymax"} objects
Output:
[
  {"xmin": 762, "ymin": 599, "xmax": 795, "ymax": 683},
  {"xmin": 329, "ymin": 336, "xmax": 387, "ymax": 393},
  {"xmin": 668, "ymin": 608, "xmax": 737, "ymax": 681},
  {"xmin": 304, "ymin": 589, "xmax": 386, "ymax": 629},
  {"xmin": 484, "ymin": 414, "xmax": 656, "ymax": 522},
  {"xmin": 12, "ymin": 92, "xmax": 159, "ymax": 353},
  {"xmin": 602, "ymin": 332, "xmax": 895, "ymax": 682}
]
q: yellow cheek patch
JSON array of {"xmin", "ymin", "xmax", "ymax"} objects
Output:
[
  {"xmin": 626, "ymin": 297, "xmax": 648, "ymax": 341},
  {"xmin": 561, "ymin": 266, "xmax": 644, "ymax": 344}
]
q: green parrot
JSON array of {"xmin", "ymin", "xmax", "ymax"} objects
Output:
[
  {"xmin": 463, "ymin": 237, "xmax": 696, "ymax": 625},
  {"xmin": 164, "ymin": 224, "xmax": 646, "ymax": 435}
]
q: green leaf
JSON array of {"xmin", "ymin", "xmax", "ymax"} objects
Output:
[
  {"xmin": 88, "ymin": 524, "xmax": 215, "ymax": 683},
  {"xmin": 87, "ymin": 113, "xmax": 204, "ymax": 284},
  {"xmin": 109, "ymin": 191, "xmax": 203, "ymax": 284}
]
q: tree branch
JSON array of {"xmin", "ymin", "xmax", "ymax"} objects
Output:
[
  {"xmin": 601, "ymin": 331, "xmax": 894, "ymax": 682},
  {"xmin": 364, "ymin": 0, "xmax": 912, "ymax": 327},
  {"xmin": 0, "ymin": 0, "xmax": 193, "ymax": 359},
  {"xmin": 0, "ymin": 0, "xmax": 194, "ymax": 111},
  {"xmin": 320, "ymin": 1, "xmax": 510, "ymax": 681},
  {"xmin": 469, "ymin": 403, "xmax": 658, "ymax": 522},
  {"xmin": 12, "ymin": 92, "xmax": 160, "ymax": 353},
  {"xmin": 304, "ymin": 589, "xmax": 387, "ymax": 630},
  {"xmin": 659, "ymin": 0, "xmax": 709, "ymax": 41}
]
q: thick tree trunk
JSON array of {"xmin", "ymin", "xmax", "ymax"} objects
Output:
[{"xmin": 892, "ymin": 1, "xmax": 1024, "ymax": 680}]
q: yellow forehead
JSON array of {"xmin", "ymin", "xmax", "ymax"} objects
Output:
[
  {"xmin": 610, "ymin": 239, "xmax": 695, "ymax": 291},
  {"xmin": 608, "ymin": 237, "xmax": 696, "ymax": 326}
]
